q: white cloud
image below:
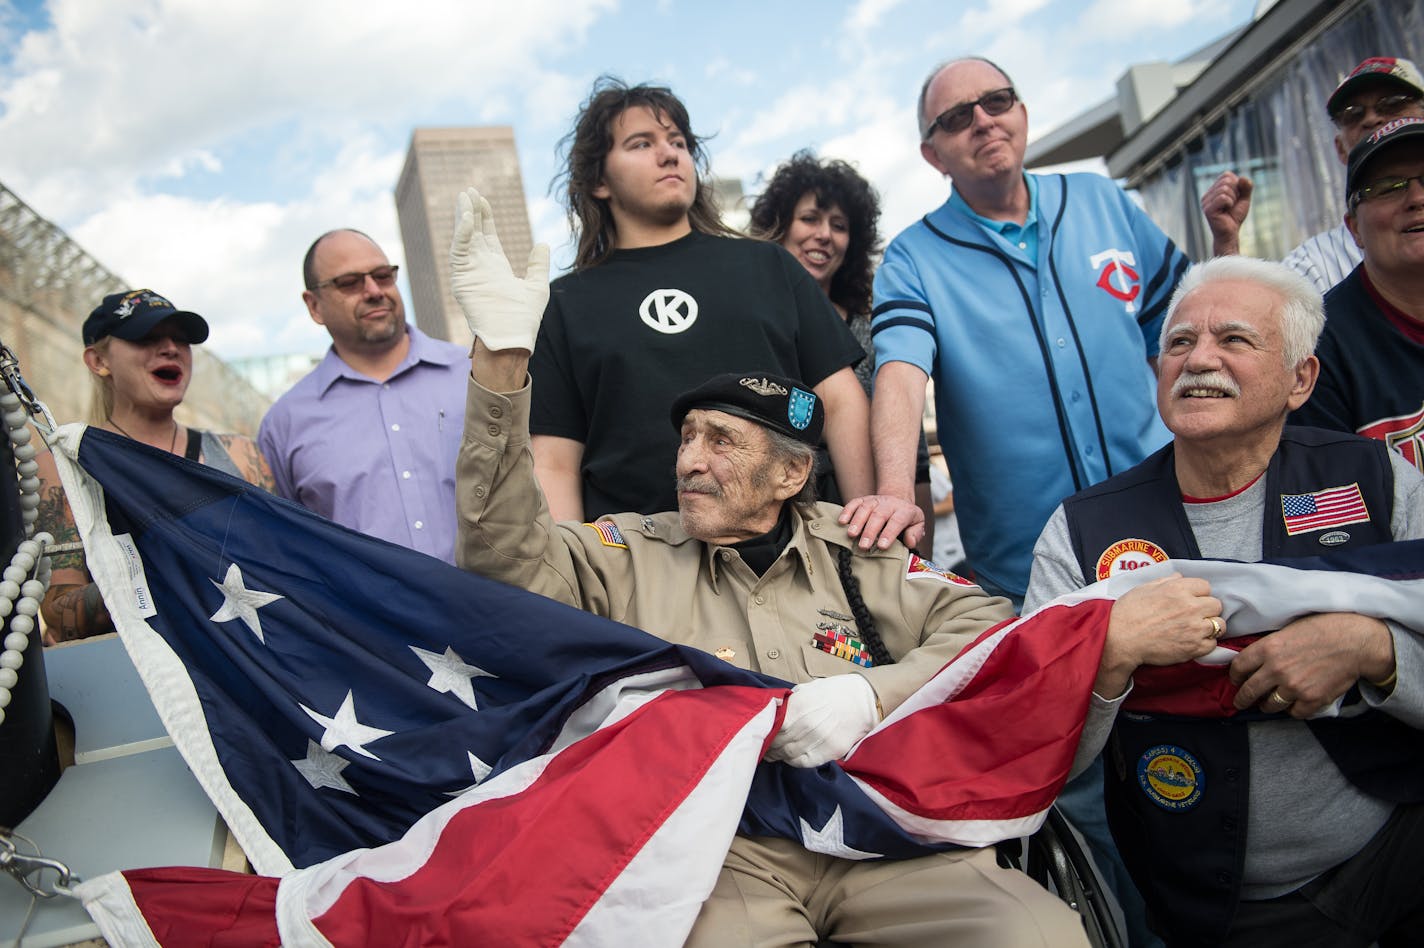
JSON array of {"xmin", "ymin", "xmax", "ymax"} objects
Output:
[
  {"xmin": 1077, "ymin": 0, "xmax": 1230, "ymax": 32},
  {"xmin": 704, "ymin": 56, "xmax": 756, "ymax": 86},
  {"xmin": 0, "ymin": 0, "xmax": 618, "ymax": 359},
  {"xmin": 69, "ymin": 134, "xmax": 407, "ymax": 360},
  {"xmin": 0, "ymin": 0, "xmax": 615, "ymax": 217},
  {"xmin": 155, "ymin": 149, "xmax": 222, "ymax": 180},
  {"xmin": 846, "ymin": 0, "xmax": 909, "ymax": 33}
]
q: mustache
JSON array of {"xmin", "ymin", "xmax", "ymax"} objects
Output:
[
  {"xmin": 675, "ymin": 475, "xmax": 722, "ymax": 497},
  {"xmin": 1172, "ymin": 369, "xmax": 1240, "ymax": 398}
]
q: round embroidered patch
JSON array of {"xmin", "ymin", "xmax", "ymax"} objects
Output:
[
  {"xmin": 1137, "ymin": 744, "xmax": 1204, "ymax": 811},
  {"xmin": 1095, "ymin": 538, "xmax": 1170, "ymax": 581}
]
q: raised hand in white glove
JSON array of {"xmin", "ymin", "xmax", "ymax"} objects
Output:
[
  {"xmin": 764, "ymin": 674, "xmax": 880, "ymax": 769},
  {"xmin": 449, "ymin": 186, "xmax": 551, "ymax": 353}
]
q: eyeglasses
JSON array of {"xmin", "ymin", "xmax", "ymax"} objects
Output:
[
  {"xmin": 924, "ymin": 88, "xmax": 1018, "ymax": 139},
  {"xmin": 1350, "ymin": 173, "xmax": 1424, "ymax": 209},
  {"xmin": 1332, "ymin": 93, "xmax": 1422, "ymax": 128},
  {"xmin": 315, "ymin": 265, "xmax": 400, "ymax": 293}
]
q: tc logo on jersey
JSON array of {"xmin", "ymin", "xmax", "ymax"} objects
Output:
[
  {"xmin": 1089, "ymin": 249, "xmax": 1140, "ymax": 314},
  {"xmin": 1359, "ymin": 401, "xmax": 1424, "ymax": 472},
  {"xmin": 1095, "ymin": 538, "xmax": 1169, "ymax": 580},
  {"xmin": 639, "ymin": 288, "xmax": 698, "ymax": 334}
]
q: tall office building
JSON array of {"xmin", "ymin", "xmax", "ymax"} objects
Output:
[{"xmin": 395, "ymin": 127, "xmax": 534, "ymax": 343}]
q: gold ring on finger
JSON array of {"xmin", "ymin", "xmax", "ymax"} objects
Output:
[{"xmin": 1207, "ymin": 616, "xmax": 1223, "ymax": 639}]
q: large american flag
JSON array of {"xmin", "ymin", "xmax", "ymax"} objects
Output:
[{"xmin": 41, "ymin": 426, "xmax": 1423, "ymax": 946}]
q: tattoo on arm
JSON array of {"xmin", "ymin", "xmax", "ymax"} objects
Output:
[
  {"xmin": 41, "ymin": 582, "xmax": 112, "ymax": 644},
  {"xmin": 37, "ymin": 483, "xmax": 84, "ymax": 573},
  {"xmin": 213, "ymin": 434, "xmax": 279, "ymax": 492}
]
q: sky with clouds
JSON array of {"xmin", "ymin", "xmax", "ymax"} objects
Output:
[{"xmin": 0, "ymin": 0, "xmax": 1259, "ymax": 360}]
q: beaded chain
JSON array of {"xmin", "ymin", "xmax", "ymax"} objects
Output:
[{"xmin": 0, "ymin": 390, "xmax": 54, "ymax": 727}]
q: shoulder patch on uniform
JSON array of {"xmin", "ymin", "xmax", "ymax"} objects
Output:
[
  {"xmin": 1095, "ymin": 538, "xmax": 1169, "ymax": 581},
  {"xmin": 906, "ymin": 552, "xmax": 977, "ymax": 587},
  {"xmin": 584, "ymin": 520, "xmax": 627, "ymax": 549}
]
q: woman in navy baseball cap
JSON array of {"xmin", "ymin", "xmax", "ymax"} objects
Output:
[{"xmin": 36, "ymin": 289, "xmax": 273, "ymax": 642}]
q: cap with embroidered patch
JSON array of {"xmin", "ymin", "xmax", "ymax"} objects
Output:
[
  {"xmin": 1345, "ymin": 116, "xmax": 1424, "ymax": 204},
  {"xmin": 671, "ymin": 372, "xmax": 824, "ymax": 446},
  {"xmin": 1327, "ymin": 57, "xmax": 1424, "ymax": 116},
  {"xmin": 83, "ymin": 289, "xmax": 210, "ymax": 346}
]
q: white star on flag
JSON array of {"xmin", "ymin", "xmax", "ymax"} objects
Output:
[
  {"xmin": 209, "ymin": 563, "xmax": 283, "ymax": 643},
  {"xmin": 445, "ymin": 751, "xmax": 495, "ymax": 796},
  {"xmin": 291, "ymin": 739, "xmax": 357, "ymax": 795},
  {"xmin": 411, "ymin": 645, "xmax": 494, "ymax": 710},
  {"xmin": 799, "ymin": 806, "xmax": 882, "ymax": 860},
  {"xmin": 301, "ymin": 690, "xmax": 393, "ymax": 760}
]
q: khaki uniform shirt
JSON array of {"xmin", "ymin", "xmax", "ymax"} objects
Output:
[{"xmin": 457, "ymin": 378, "xmax": 1014, "ymax": 713}]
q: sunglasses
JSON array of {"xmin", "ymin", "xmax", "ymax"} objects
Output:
[
  {"xmin": 316, "ymin": 265, "xmax": 400, "ymax": 293},
  {"xmin": 924, "ymin": 88, "xmax": 1018, "ymax": 139},
  {"xmin": 1332, "ymin": 92, "xmax": 1422, "ymax": 129},
  {"xmin": 1350, "ymin": 172, "xmax": 1424, "ymax": 209}
]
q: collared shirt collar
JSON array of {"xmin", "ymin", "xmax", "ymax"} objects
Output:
[
  {"xmin": 313, "ymin": 324, "xmax": 465, "ymax": 397},
  {"xmin": 947, "ymin": 173, "xmax": 1039, "ymax": 260}
]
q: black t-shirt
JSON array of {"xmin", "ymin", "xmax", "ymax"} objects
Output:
[{"xmin": 530, "ymin": 231, "xmax": 864, "ymax": 517}]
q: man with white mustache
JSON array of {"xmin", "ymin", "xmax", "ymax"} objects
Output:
[{"xmin": 1025, "ymin": 255, "xmax": 1424, "ymax": 945}]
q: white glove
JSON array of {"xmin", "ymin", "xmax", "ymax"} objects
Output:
[
  {"xmin": 449, "ymin": 186, "xmax": 551, "ymax": 353},
  {"xmin": 765, "ymin": 674, "xmax": 880, "ymax": 769}
]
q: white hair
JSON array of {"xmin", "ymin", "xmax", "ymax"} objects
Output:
[{"xmin": 1160, "ymin": 256, "xmax": 1324, "ymax": 368}]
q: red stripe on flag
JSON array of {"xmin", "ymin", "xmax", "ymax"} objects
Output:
[
  {"xmin": 121, "ymin": 867, "xmax": 280, "ymax": 948},
  {"xmin": 1126, "ymin": 634, "xmax": 1265, "ymax": 717},
  {"xmin": 845, "ymin": 600, "xmax": 1111, "ymax": 822},
  {"xmin": 311, "ymin": 685, "xmax": 785, "ymax": 946}
]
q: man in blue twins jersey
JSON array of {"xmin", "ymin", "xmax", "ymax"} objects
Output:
[
  {"xmin": 1290, "ymin": 117, "xmax": 1424, "ymax": 472},
  {"xmin": 847, "ymin": 55, "xmax": 1190, "ymax": 947},
  {"xmin": 861, "ymin": 56, "xmax": 1188, "ymax": 611}
]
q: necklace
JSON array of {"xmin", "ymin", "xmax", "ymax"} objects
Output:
[{"xmin": 108, "ymin": 418, "xmax": 180, "ymax": 454}]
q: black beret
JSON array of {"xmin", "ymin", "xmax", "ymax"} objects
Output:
[{"xmin": 670, "ymin": 372, "xmax": 824, "ymax": 445}]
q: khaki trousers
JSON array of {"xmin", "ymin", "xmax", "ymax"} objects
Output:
[{"xmin": 684, "ymin": 834, "xmax": 1089, "ymax": 947}]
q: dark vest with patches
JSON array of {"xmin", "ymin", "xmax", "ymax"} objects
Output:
[{"xmin": 1062, "ymin": 427, "xmax": 1421, "ymax": 945}]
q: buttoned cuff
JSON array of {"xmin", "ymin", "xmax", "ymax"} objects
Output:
[{"xmin": 465, "ymin": 373, "xmax": 531, "ymax": 450}]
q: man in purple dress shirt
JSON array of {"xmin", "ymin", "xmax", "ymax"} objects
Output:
[{"xmin": 258, "ymin": 229, "xmax": 469, "ymax": 563}]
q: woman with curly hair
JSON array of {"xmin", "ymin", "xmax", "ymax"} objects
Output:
[
  {"xmin": 749, "ymin": 151, "xmax": 882, "ymax": 390},
  {"xmin": 750, "ymin": 152, "xmax": 944, "ymax": 551}
]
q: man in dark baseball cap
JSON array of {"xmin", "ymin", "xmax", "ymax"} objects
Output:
[
  {"xmin": 82, "ymin": 289, "xmax": 209, "ymax": 346},
  {"xmin": 1202, "ymin": 55, "xmax": 1424, "ymax": 292},
  {"xmin": 1344, "ymin": 114, "xmax": 1424, "ymax": 204},
  {"xmin": 1290, "ymin": 115, "xmax": 1424, "ymax": 456}
]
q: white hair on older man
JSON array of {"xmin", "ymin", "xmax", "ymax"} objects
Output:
[{"xmin": 1161, "ymin": 256, "xmax": 1325, "ymax": 369}]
